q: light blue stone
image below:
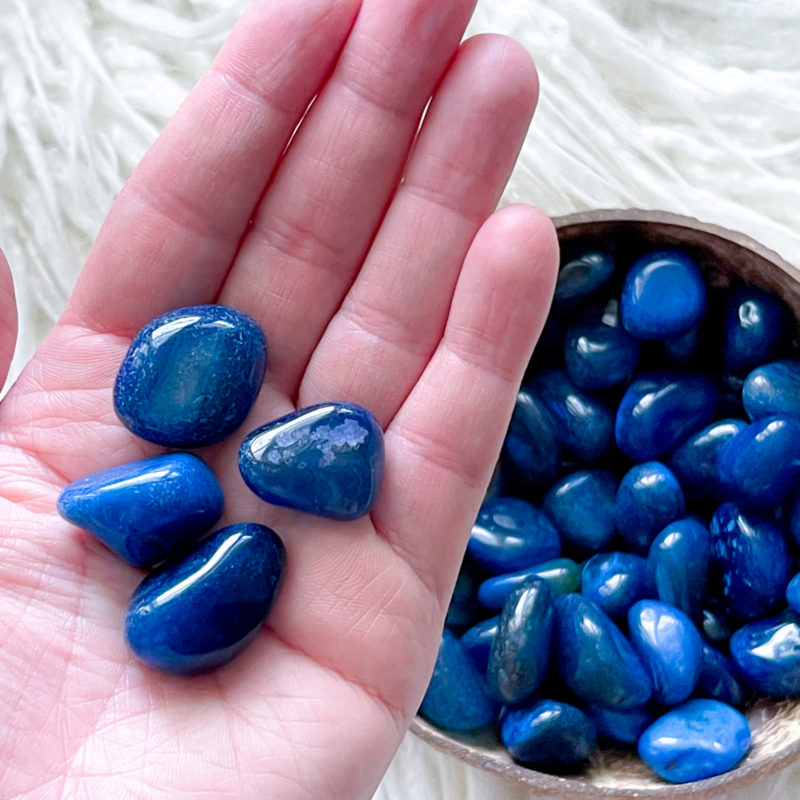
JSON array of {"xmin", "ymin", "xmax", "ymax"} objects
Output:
[
  {"xmin": 743, "ymin": 360, "xmax": 800, "ymax": 421},
  {"xmin": 477, "ymin": 558, "xmax": 581, "ymax": 610},
  {"xmin": 581, "ymin": 552, "xmax": 648, "ymax": 618}
]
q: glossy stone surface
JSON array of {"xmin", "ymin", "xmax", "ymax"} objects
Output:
[
  {"xmin": 477, "ymin": 558, "xmax": 581, "ymax": 611},
  {"xmin": 670, "ymin": 419, "xmax": 748, "ymax": 502},
  {"xmin": 615, "ymin": 462, "xmax": 686, "ymax": 554},
  {"xmin": 638, "ymin": 699, "xmax": 751, "ymax": 783},
  {"xmin": 467, "ymin": 497, "xmax": 561, "ymax": 575},
  {"xmin": 543, "ymin": 470, "xmax": 618, "ymax": 555},
  {"xmin": 646, "ymin": 518, "xmax": 711, "ymax": 620},
  {"xmin": 620, "ymin": 250, "xmax": 707, "ymax": 340},
  {"xmin": 501, "ymin": 700, "xmax": 597, "ymax": 772},
  {"xmin": 114, "ymin": 305, "xmax": 267, "ymax": 448},
  {"xmin": 710, "ymin": 503, "xmax": 791, "ymax": 621},
  {"xmin": 239, "ymin": 403, "xmax": 384, "ymax": 521},
  {"xmin": 628, "ymin": 600, "xmax": 704, "ymax": 706},
  {"xmin": 487, "ymin": 578, "xmax": 554, "ymax": 704},
  {"xmin": 554, "ymin": 594, "xmax": 652, "ymax": 708},
  {"xmin": 460, "ymin": 617, "xmax": 499, "ymax": 675},
  {"xmin": 419, "ymin": 630, "xmax": 499, "ymax": 732},
  {"xmin": 717, "ymin": 415, "xmax": 800, "ymax": 508},
  {"xmin": 788, "ymin": 573, "xmax": 800, "ymax": 614},
  {"xmin": 743, "ymin": 359, "xmax": 800, "ymax": 421},
  {"xmin": 531, "ymin": 370, "xmax": 615, "ymax": 462},
  {"xmin": 444, "ymin": 558, "xmax": 486, "ymax": 633},
  {"xmin": 696, "ymin": 643, "xmax": 746, "ymax": 708},
  {"xmin": 553, "ymin": 251, "xmax": 616, "ymax": 311},
  {"xmin": 125, "ymin": 523, "xmax": 285, "ymax": 674},
  {"xmin": 615, "ymin": 372, "xmax": 718, "ymax": 461},
  {"xmin": 581, "ymin": 552, "xmax": 648, "ymax": 618},
  {"xmin": 563, "ymin": 299, "xmax": 641, "ymax": 390},
  {"xmin": 586, "ymin": 704, "xmax": 656, "ymax": 747},
  {"xmin": 57, "ymin": 453, "xmax": 223, "ymax": 568},
  {"xmin": 723, "ymin": 286, "xmax": 793, "ymax": 377}
]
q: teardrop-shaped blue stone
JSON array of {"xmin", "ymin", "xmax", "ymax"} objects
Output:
[{"xmin": 743, "ymin": 359, "xmax": 800, "ymax": 421}]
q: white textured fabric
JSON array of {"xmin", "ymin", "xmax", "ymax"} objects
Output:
[{"xmin": 2, "ymin": 0, "xmax": 800, "ymax": 797}]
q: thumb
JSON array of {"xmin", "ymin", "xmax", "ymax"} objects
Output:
[{"xmin": 0, "ymin": 248, "xmax": 19, "ymax": 393}]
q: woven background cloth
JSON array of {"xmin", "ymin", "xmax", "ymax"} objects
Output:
[{"xmin": 2, "ymin": 0, "xmax": 800, "ymax": 797}]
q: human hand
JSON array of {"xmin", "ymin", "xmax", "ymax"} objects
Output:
[{"xmin": 0, "ymin": 0, "xmax": 557, "ymax": 797}]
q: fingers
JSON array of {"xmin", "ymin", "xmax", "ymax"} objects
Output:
[
  {"xmin": 65, "ymin": 0, "xmax": 361, "ymax": 337},
  {"xmin": 0, "ymin": 249, "xmax": 18, "ymax": 392},
  {"xmin": 297, "ymin": 35, "xmax": 540, "ymax": 426},
  {"xmin": 374, "ymin": 205, "xmax": 559, "ymax": 602}
]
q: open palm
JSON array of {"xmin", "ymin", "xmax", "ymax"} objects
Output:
[{"xmin": 0, "ymin": 1, "xmax": 557, "ymax": 798}]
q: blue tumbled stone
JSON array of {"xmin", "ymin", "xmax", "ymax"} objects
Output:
[
  {"xmin": 696, "ymin": 643, "xmax": 746, "ymax": 708},
  {"xmin": 615, "ymin": 462, "xmax": 686, "ymax": 554},
  {"xmin": 788, "ymin": 574, "xmax": 800, "ymax": 614},
  {"xmin": 743, "ymin": 359, "xmax": 800, "ymax": 421},
  {"xmin": 621, "ymin": 250, "xmax": 707, "ymax": 340},
  {"xmin": 419, "ymin": 630, "xmax": 499, "ymax": 733},
  {"xmin": 57, "ymin": 453, "xmax": 223, "ymax": 568},
  {"xmin": 125, "ymin": 523, "xmax": 285, "ymax": 674},
  {"xmin": 615, "ymin": 372, "xmax": 718, "ymax": 461},
  {"xmin": 581, "ymin": 552, "xmax": 649, "ymax": 618},
  {"xmin": 710, "ymin": 503, "xmax": 790, "ymax": 621},
  {"xmin": 554, "ymin": 593, "xmax": 652, "ymax": 708},
  {"xmin": 543, "ymin": 470, "xmax": 618, "ymax": 556},
  {"xmin": 586, "ymin": 704, "xmax": 656, "ymax": 747},
  {"xmin": 553, "ymin": 251, "xmax": 616, "ymax": 311},
  {"xmin": 477, "ymin": 558, "xmax": 581, "ymax": 611},
  {"xmin": 460, "ymin": 617, "xmax": 499, "ymax": 675},
  {"xmin": 239, "ymin": 402, "xmax": 384, "ymax": 521},
  {"xmin": 638, "ymin": 699, "xmax": 751, "ymax": 783},
  {"xmin": 444, "ymin": 558, "xmax": 486, "ymax": 633},
  {"xmin": 501, "ymin": 700, "xmax": 597, "ymax": 772},
  {"xmin": 114, "ymin": 305, "xmax": 267, "ymax": 448}
]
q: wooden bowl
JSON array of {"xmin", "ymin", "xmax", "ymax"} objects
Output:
[{"xmin": 410, "ymin": 209, "xmax": 800, "ymax": 797}]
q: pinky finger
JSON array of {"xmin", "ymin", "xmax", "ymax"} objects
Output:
[{"xmin": 0, "ymin": 249, "xmax": 18, "ymax": 393}]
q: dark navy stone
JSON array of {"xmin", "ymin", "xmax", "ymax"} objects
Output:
[
  {"xmin": 419, "ymin": 630, "xmax": 499, "ymax": 732},
  {"xmin": 646, "ymin": 518, "xmax": 710, "ymax": 620},
  {"xmin": 554, "ymin": 593, "xmax": 652, "ymax": 708},
  {"xmin": 615, "ymin": 372, "xmax": 718, "ymax": 461},
  {"xmin": 543, "ymin": 470, "xmax": 618, "ymax": 555},
  {"xmin": 125, "ymin": 523, "xmax": 285, "ymax": 674},
  {"xmin": 638, "ymin": 699, "xmax": 751, "ymax": 783},
  {"xmin": 696, "ymin": 643, "xmax": 746, "ymax": 708},
  {"xmin": 717, "ymin": 416, "xmax": 800, "ymax": 509},
  {"xmin": 702, "ymin": 600, "xmax": 734, "ymax": 645},
  {"xmin": 628, "ymin": 600, "xmax": 704, "ymax": 706},
  {"xmin": 531, "ymin": 370, "xmax": 615, "ymax": 462},
  {"xmin": 710, "ymin": 503, "xmax": 791, "ymax": 621},
  {"xmin": 586, "ymin": 704, "xmax": 656, "ymax": 747},
  {"xmin": 730, "ymin": 611, "xmax": 800, "ymax": 697},
  {"xmin": 553, "ymin": 251, "xmax": 616, "ymax": 312},
  {"xmin": 723, "ymin": 286, "xmax": 793, "ymax": 377},
  {"xmin": 444, "ymin": 558, "xmax": 486, "ymax": 634},
  {"xmin": 670, "ymin": 419, "xmax": 748, "ymax": 503},
  {"xmin": 789, "ymin": 493, "xmax": 800, "ymax": 547},
  {"xmin": 460, "ymin": 617, "xmax": 499, "ymax": 675},
  {"xmin": 467, "ymin": 497, "xmax": 561, "ymax": 575},
  {"xmin": 715, "ymin": 372, "xmax": 747, "ymax": 419},
  {"xmin": 477, "ymin": 558, "xmax": 581, "ymax": 611},
  {"xmin": 615, "ymin": 462, "xmax": 686, "ymax": 554},
  {"xmin": 743, "ymin": 359, "xmax": 800, "ymax": 422},
  {"xmin": 563, "ymin": 299, "xmax": 641, "ymax": 390},
  {"xmin": 501, "ymin": 700, "xmax": 597, "ymax": 772},
  {"xmin": 57, "ymin": 453, "xmax": 223, "ymax": 568},
  {"xmin": 239, "ymin": 402, "xmax": 384, "ymax": 521},
  {"xmin": 114, "ymin": 305, "xmax": 267, "ymax": 448},
  {"xmin": 661, "ymin": 324, "xmax": 701, "ymax": 365},
  {"xmin": 487, "ymin": 578, "xmax": 554, "ymax": 704},
  {"xmin": 527, "ymin": 314, "xmax": 567, "ymax": 373},
  {"xmin": 620, "ymin": 250, "xmax": 707, "ymax": 340},
  {"xmin": 788, "ymin": 574, "xmax": 800, "ymax": 614},
  {"xmin": 581, "ymin": 552, "xmax": 649, "ymax": 618}
]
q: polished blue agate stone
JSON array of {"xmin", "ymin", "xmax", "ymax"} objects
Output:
[
  {"xmin": 467, "ymin": 497, "xmax": 561, "ymax": 575},
  {"xmin": 717, "ymin": 416, "xmax": 800, "ymax": 509},
  {"xmin": 586, "ymin": 704, "xmax": 656, "ymax": 747},
  {"xmin": 543, "ymin": 469, "xmax": 617, "ymax": 555},
  {"xmin": 115, "ymin": 305, "xmax": 267, "ymax": 448},
  {"xmin": 477, "ymin": 558, "xmax": 581, "ymax": 610},
  {"xmin": 628, "ymin": 600, "xmax": 703, "ymax": 706},
  {"xmin": 125, "ymin": 523, "xmax": 285, "ymax": 674},
  {"xmin": 444, "ymin": 558, "xmax": 486, "ymax": 633},
  {"xmin": 696, "ymin": 643, "xmax": 746, "ymax": 708},
  {"xmin": 710, "ymin": 503, "xmax": 790, "ymax": 621},
  {"xmin": 723, "ymin": 286, "xmax": 793, "ymax": 377},
  {"xmin": 581, "ymin": 552, "xmax": 648, "ymax": 618},
  {"xmin": 501, "ymin": 700, "xmax": 597, "ymax": 772},
  {"xmin": 553, "ymin": 251, "xmax": 615, "ymax": 312},
  {"xmin": 554, "ymin": 594, "xmax": 652, "ymax": 708},
  {"xmin": 419, "ymin": 630, "xmax": 499, "ymax": 732},
  {"xmin": 487, "ymin": 578, "xmax": 554, "ymax": 704},
  {"xmin": 620, "ymin": 250, "xmax": 707, "ymax": 340},
  {"xmin": 743, "ymin": 359, "xmax": 800, "ymax": 421},
  {"xmin": 615, "ymin": 372, "xmax": 718, "ymax": 461},
  {"xmin": 460, "ymin": 617, "xmax": 499, "ymax": 675},
  {"xmin": 615, "ymin": 462, "xmax": 686, "ymax": 554},
  {"xmin": 563, "ymin": 299, "xmax": 641, "ymax": 390},
  {"xmin": 646, "ymin": 518, "xmax": 710, "ymax": 620},
  {"xmin": 58, "ymin": 453, "xmax": 223, "ymax": 567},
  {"xmin": 788, "ymin": 573, "xmax": 800, "ymax": 614},
  {"xmin": 638, "ymin": 699, "xmax": 751, "ymax": 783},
  {"xmin": 239, "ymin": 402, "xmax": 384, "ymax": 520}
]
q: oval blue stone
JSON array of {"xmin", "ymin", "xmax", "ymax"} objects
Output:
[
  {"xmin": 125, "ymin": 523, "xmax": 285, "ymax": 674},
  {"xmin": 696, "ymin": 643, "xmax": 746, "ymax": 708},
  {"xmin": 553, "ymin": 251, "xmax": 616, "ymax": 312},
  {"xmin": 638, "ymin": 699, "xmax": 751, "ymax": 783},
  {"xmin": 57, "ymin": 453, "xmax": 223, "ymax": 568},
  {"xmin": 477, "ymin": 558, "xmax": 581, "ymax": 611},
  {"xmin": 114, "ymin": 305, "xmax": 267, "ymax": 448},
  {"xmin": 581, "ymin": 552, "xmax": 648, "ymax": 618},
  {"xmin": 743, "ymin": 360, "xmax": 800, "ymax": 421},
  {"xmin": 460, "ymin": 616, "xmax": 499, "ymax": 675},
  {"xmin": 239, "ymin": 402, "xmax": 384, "ymax": 521},
  {"xmin": 586, "ymin": 704, "xmax": 656, "ymax": 747}
]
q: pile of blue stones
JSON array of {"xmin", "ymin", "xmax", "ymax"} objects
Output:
[
  {"xmin": 58, "ymin": 305, "xmax": 384, "ymax": 675},
  {"xmin": 421, "ymin": 248, "xmax": 800, "ymax": 784}
]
